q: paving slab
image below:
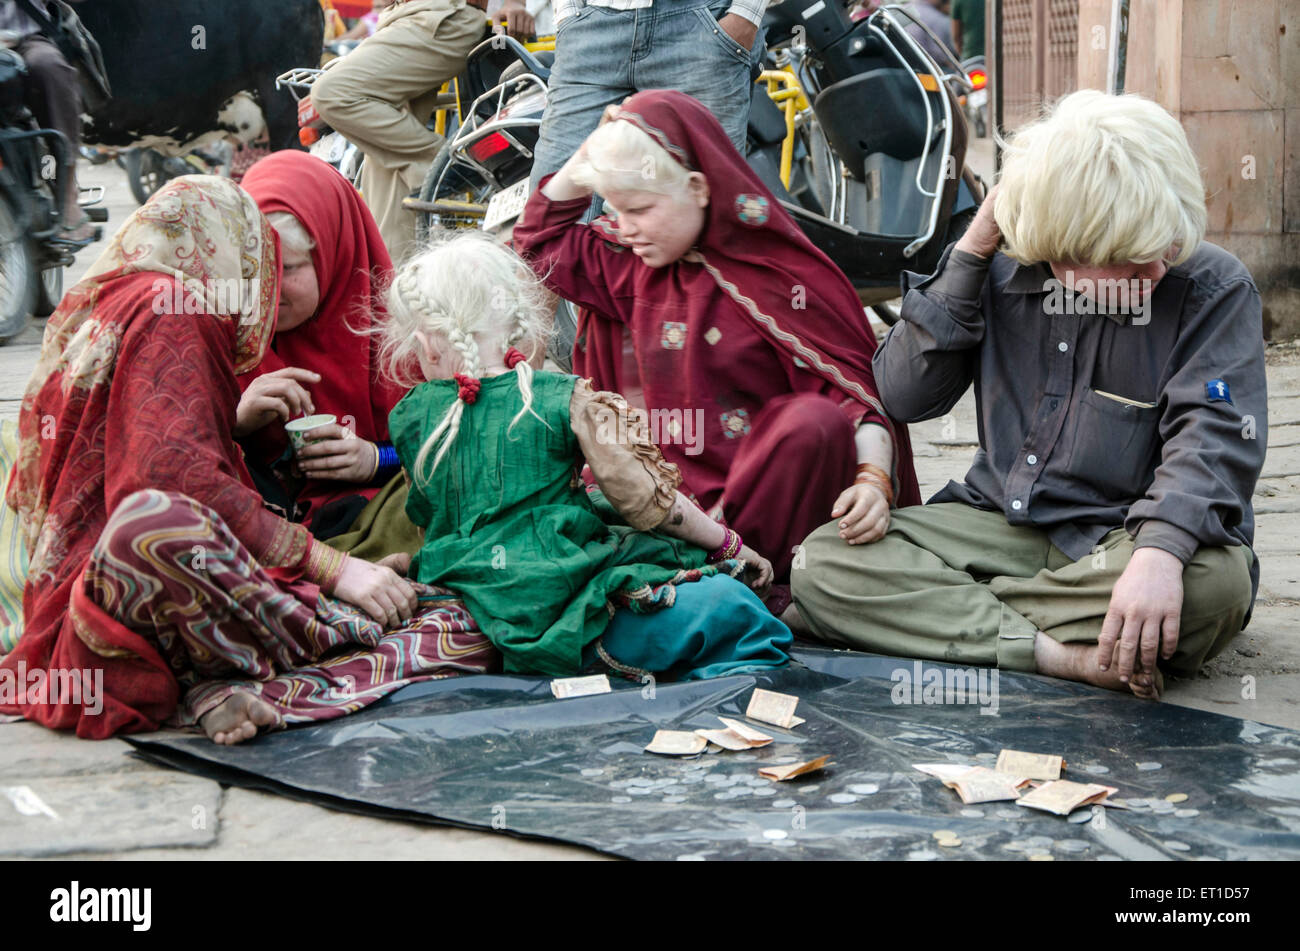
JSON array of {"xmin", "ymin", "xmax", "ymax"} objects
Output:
[
  {"xmin": 0, "ymin": 721, "xmax": 158, "ymax": 779},
  {"xmin": 1, "ymin": 772, "xmax": 220, "ymax": 857}
]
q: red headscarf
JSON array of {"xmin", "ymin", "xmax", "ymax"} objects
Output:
[
  {"xmin": 239, "ymin": 151, "xmax": 405, "ymax": 518},
  {"xmin": 573, "ymin": 90, "xmax": 920, "ymax": 506}
]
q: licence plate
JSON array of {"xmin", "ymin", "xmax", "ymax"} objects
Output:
[
  {"xmin": 969, "ymin": 89, "xmax": 987, "ymax": 108},
  {"xmin": 483, "ymin": 178, "xmax": 531, "ymax": 232}
]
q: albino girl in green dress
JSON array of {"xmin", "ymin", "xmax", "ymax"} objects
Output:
[{"xmin": 378, "ymin": 233, "xmax": 791, "ymax": 680}]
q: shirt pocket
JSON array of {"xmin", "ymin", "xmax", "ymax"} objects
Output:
[{"xmin": 1064, "ymin": 389, "xmax": 1162, "ymax": 502}]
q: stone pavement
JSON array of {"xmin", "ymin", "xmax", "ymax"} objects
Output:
[{"xmin": 0, "ymin": 156, "xmax": 1296, "ymax": 860}]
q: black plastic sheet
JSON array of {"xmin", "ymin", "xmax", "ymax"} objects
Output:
[{"xmin": 127, "ymin": 648, "xmax": 1300, "ymax": 860}]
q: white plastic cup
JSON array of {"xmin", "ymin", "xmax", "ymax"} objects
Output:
[{"xmin": 284, "ymin": 414, "xmax": 337, "ymax": 454}]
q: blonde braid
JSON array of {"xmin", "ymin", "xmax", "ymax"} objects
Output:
[{"xmin": 445, "ymin": 324, "xmax": 482, "ymax": 377}]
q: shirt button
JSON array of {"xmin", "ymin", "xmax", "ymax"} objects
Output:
[
  {"xmin": 1011, "ymin": 500, "xmax": 1023, "ymax": 511},
  {"xmin": 1027, "ymin": 454, "xmax": 1038, "ymax": 465},
  {"xmin": 1058, "ymin": 341, "xmax": 1069, "ymax": 352}
]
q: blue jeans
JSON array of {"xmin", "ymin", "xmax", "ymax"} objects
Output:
[
  {"xmin": 528, "ymin": 0, "xmax": 763, "ymax": 190},
  {"xmin": 590, "ymin": 575, "xmax": 792, "ymax": 681}
]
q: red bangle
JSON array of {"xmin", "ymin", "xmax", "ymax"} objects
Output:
[{"xmin": 707, "ymin": 527, "xmax": 743, "ymax": 563}]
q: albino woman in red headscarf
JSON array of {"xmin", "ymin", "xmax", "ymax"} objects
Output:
[
  {"xmin": 237, "ymin": 150, "xmax": 407, "ymax": 538},
  {"xmin": 513, "ymin": 90, "xmax": 920, "ymax": 616}
]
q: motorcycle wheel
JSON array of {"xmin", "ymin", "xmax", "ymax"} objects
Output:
[
  {"xmin": 0, "ymin": 196, "xmax": 35, "ymax": 344},
  {"xmin": 35, "ymin": 262, "xmax": 63, "ymax": 317},
  {"xmin": 123, "ymin": 149, "xmax": 173, "ymax": 206},
  {"xmin": 415, "ymin": 137, "xmax": 500, "ymax": 244}
]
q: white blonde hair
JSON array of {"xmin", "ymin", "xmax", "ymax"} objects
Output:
[
  {"xmin": 379, "ymin": 231, "xmax": 555, "ymax": 482},
  {"xmin": 994, "ymin": 90, "xmax": 1206, "ymax": 267},
  {"xmin": 267, "ymin": 211, "xmax": 316, "ymax": 256},
  {"xmin": 568, "ymin": 119, "xmax": 692, "ymax": 197}
]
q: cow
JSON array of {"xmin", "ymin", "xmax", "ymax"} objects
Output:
[{"xmin": 75, "ymin": 0, "xmax": 323, "ymax": 155}]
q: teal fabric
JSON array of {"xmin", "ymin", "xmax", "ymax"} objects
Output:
[{"xmin": 591, "ymin": 574, "xmax": 792, "ymax": 681}]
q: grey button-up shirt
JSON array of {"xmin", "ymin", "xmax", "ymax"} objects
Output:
[{"xmin": 875, "ymin": 241, "xmax": 1267, "ymax": 600}]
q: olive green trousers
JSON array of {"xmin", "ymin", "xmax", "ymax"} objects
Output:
[{"xmin": 791, "ymin": 503, "xmax": 1253, "ymax": 676}]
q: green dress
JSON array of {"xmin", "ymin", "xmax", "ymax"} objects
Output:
[{"xmin": 388, "ymin": 371, "xmax": 714, "ymax": 677}]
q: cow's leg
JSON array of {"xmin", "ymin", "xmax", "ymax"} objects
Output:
[{"xmin": 260, "ymin": 76, "xmax": 305, "ymax": 153}]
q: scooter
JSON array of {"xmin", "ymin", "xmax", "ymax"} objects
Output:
[
  {"xmin": 276, "ymin": 63, "xmax": 366, "ymax": 189},
  {"xmin": 0, "ymin": 45, "xmax": 107, "ymax": 344},
  {"xmin": 759, "ymin": 1, "xmax": 984, "ymax": 308}
]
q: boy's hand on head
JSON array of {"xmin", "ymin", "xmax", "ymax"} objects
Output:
[
  {"xmin": 954, "ymin": 183, "xmax": 1001, "ymax": 259},
  {"xmin": 234, "ymin": 367, "xmax": 319, "ymax": 437},
  {"xmin": 295, "ymin": 424, "xmax": 378, "ymax": 482}
]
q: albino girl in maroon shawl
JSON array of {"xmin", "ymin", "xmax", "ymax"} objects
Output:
[{"xmin": 514, "ymin": 90, "xmax": 920, "ymax": 614}]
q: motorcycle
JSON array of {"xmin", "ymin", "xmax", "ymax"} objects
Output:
[
  {"xmin": 120, "ymin": 143, "xmax": 229, "ymax": 206},
  {"xmin": 0, "ymin": 44, "xmax": 107, "ymax": 344},
  {"xmin": 410, "ymin": 34, "xmax": 553, "ymax": 241}
]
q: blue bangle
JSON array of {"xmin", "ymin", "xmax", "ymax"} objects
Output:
[{"xmin": 377, "ymin": 443, "xmax": 400, "ymax": 470}]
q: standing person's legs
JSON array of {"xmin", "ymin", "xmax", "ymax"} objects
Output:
[
  {"xmin": 528, "ymin": 6, "xmax": 636, "ymax": 190},
  {"xmin": 721, "ymin": 394, "xmax": 857, "ymax": 583},
  {"xmin": 634, "ymin": 0, "xmax": 760, "ymax": 153},
  {"xmin": 792, "ymin": 502, "xmax": 1051, "ymax": 668},
  {"xmin": 16, "ymin": 35, "xmax": 89, "ymax": 235},
  {"xmin": 312, "ymin": 1, "xmax": 485, "ymax": 261}
]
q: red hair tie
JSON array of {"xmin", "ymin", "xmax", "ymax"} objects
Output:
[
  {"xmin": 504, "ymin": 347, "xmax": 528, "ymax": 370},
  {"xmin": 454, "ymin": 373, "xmax": 481, "ymax": 404}
]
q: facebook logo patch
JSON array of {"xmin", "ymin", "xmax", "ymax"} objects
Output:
[{"xmin": 1206, "ymin": 379, "xmax": 1232, "ymax": 403}]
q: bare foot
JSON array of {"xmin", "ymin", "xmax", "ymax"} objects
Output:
[
  {"xmin": 200, "ymin": 691, "xmax": 278, "ymax": 745},
  {"xmin": 1034, "ymin": 633, "xmax": 1163, "ymax": 701}
]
